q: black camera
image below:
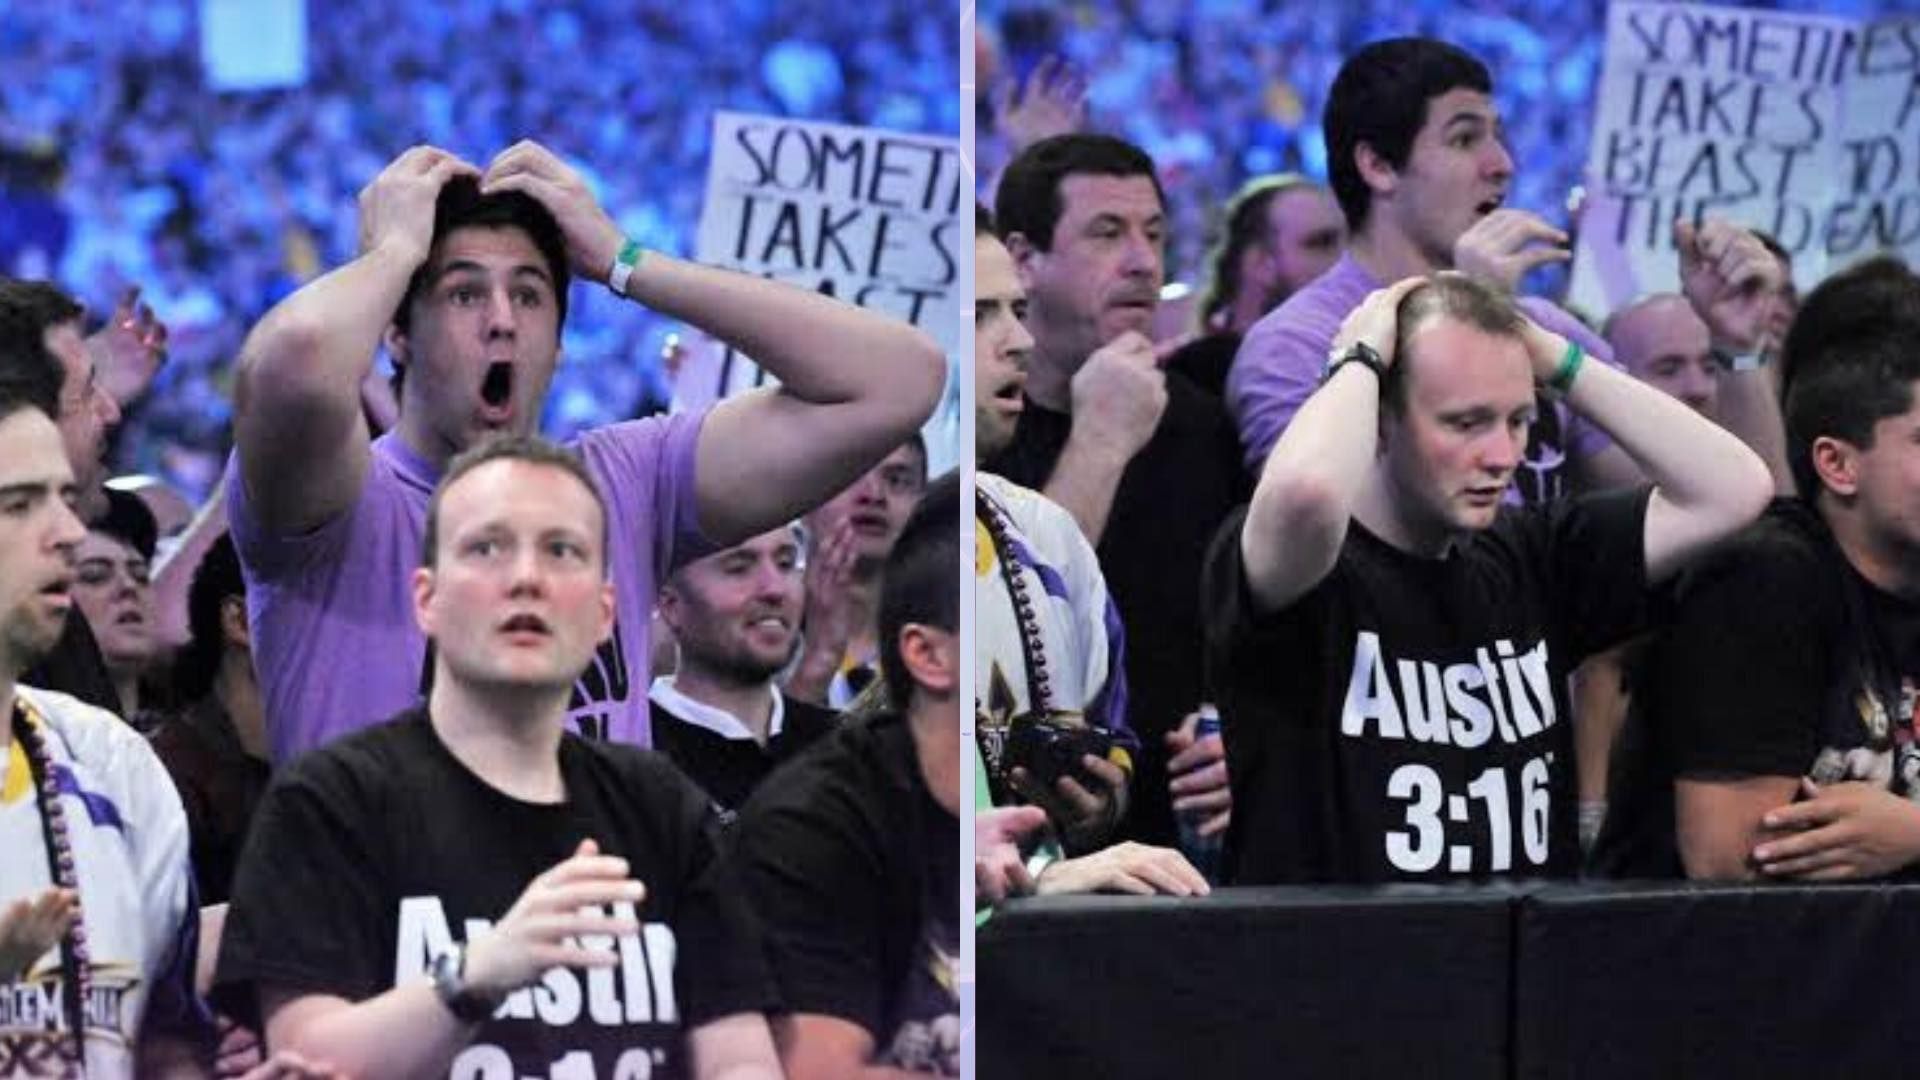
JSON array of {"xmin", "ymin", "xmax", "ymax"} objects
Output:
[{"xmin": 1004, "ymin": 713, "xmax": 1114, "ymax": 792}]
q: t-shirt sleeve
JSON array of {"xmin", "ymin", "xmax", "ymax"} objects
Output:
[
  {"xmin": 223, "ymin": 447, "xmax": 361, "ymax": 581},
  {"xmin": 1539, "ymin": 486, "xmax": 1659, "ymax": 660},
  {"xmin": 578, "ymin": 408, "xmax": 714, "ymax": 581},
  {"xmin": 1226, "ymin": 317, "xmax": 1328, "ymax": 476},
  {"xmin": 215, "ymin": 750, "xmax": 392, "ymax": 1010},
  {"xmin": 1647, "ymin": 539, "xmax": 1833, "ymax": 778},
  {"xmin": 729, "ymin": 776, "xmax": 886, "ymax": 1037},
  {"xmin": 651, "ymin": 762, "xmax": 777, "ymax": 1026}
]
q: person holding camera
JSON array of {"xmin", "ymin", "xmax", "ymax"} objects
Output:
[
  {"xmin": 974, "ymin": 214, "xmax": 1207, "ymax": 905},
  {"xmin": 1207, "ymin": 273, "xmax": 1772, "ymax": 885}
]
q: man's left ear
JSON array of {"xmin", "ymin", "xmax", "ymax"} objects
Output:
[{"xmin": 898, "ymin": 623, "xmax": 957, "ymax": 696}]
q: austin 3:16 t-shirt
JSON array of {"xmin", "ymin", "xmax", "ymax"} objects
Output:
[
  {"xmin": 1205, "ymin": 489, "xmax": 1655, "ymax": 884},
  {"xmin": 215, "ymin": 707, "xmax": 774, "ymax": 1079}
]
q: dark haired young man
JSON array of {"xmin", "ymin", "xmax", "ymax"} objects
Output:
[
  {"xmin": 988, "ymin": 134, "xmax": 1245, "ymax": 851},
  {"xmin": 0, "ymin": 384, "xmax": 218, "ymax": 1072},
  {"xmin": 1228, "ymin": 37, "xmax": 1789, "ymax": 498},
  {"xmin": 729, "ymin": 475, "xmax": 962, "ymax": 1078},
  {"xmin": 1207, "ymin": 274, "xmax": 1770, "ymax": 884},
  {"xmin": 1600, "ymin": 258, "xmax": 1920, "ymax": 882},
  {"xmin": 229, "ymin": 141, "xmax": 943, "ymax": 762},
  {"xmin": 217, "ymin": 436, "xmax": 779, "ymax": 1078}
]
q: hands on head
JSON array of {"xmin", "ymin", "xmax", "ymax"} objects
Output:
[{"xmin": 358, "ymin": 141, "xmax": 623, "ymax": 284}]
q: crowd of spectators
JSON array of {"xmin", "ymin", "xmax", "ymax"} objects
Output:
[
  {"xmin": 0, "ymin": 0, "xmax": 955, "ymax": 501},
  {"xmin": 975, "ymin": 0, "xmax": 1893, "ymax": 297}
]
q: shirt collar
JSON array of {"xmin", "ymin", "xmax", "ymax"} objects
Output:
[{"xmin": 648, "ymin": 676, "xmax": 785, "ymax": 742}]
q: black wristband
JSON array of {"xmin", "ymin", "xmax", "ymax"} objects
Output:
[{"xmin": 1323, "ymin": 341, "xmax": 1388, "ymax": 385}]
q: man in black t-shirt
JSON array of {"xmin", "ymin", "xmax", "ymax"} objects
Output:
[
  {"xmin": 1208, "ymin": 273, "xmax": 1772, "ymax": 884},
  {"xmin": 650, "ymin": 523, "xmax": 838, "ymax": 819},
  {"xmin": 988, "ymin": 134, "xmax": 1247, "ymax": 850},
  {"xmin": 216, "ymin": 437, "xmax": 780, "ymax": 1079},
  {"xmin": 1602, "ymin": 257, "xmax": 1920, "ymax": 882},
  {"xmin": 730, "ymin": 475, "xmax": 961, "ymax": 1077}
]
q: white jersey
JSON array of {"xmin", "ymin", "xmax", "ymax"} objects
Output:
[
  {"xmin": 1, "ymin": 685, "xmax": 201, "ymax": 1073},
  {"xmin": 974, "ymin": 473, "xmax": 1130, "ymax": 772}
]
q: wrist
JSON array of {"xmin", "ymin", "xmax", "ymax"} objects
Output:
[
  {"xmin": 1711, "ymin": 345, "xmax": 1766, "ymax": 372},
  {"xmin": 430, "ymin": 943, "xmax": 506, "ymax": 1024}
]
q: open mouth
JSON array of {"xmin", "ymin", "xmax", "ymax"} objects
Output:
[
  {"xmin": 481, "ymin": 361, "xmax": 514, "ymax": 409},
  {"xmin": 499, "ymin": 612, "xmax": 551, "ymax": 638},
  {"xmin": 993, "ymin": 381, "xmax": 1025, "ymax": 408},
  {"xmin": 39, "ymin": 579, "xmax": 71, "ymax": 605},
  {"xmin": 1474, "ymin": 195, "xmax": 1504, "ymax": 216},
  {"xmin": 114, "ymin": 611, "xmax": 145, "ymax": 626}
]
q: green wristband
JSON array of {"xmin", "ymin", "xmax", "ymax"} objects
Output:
[
  {"xmin": 1548, "ymin": 340, "xmax": 1586, "ymax": 393},
  {"xmin": 608, "ymin": 239, "xmax": 645, "ymax": 297}
]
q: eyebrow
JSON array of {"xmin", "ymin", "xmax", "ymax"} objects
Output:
[
  {"xmin": 1444, "ymin": 112, "xmax": 1490, "ymax": 130},
  {"xmin": 430, "ymin": 260, "xmax": 554, "ymax": 286}
]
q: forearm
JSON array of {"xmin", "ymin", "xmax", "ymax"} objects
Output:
[
  {"xmin": 1040, "ymin": 431, "xmax": 1132, "ymax": 544},
  {"xmin": 136, "ymin": 1033, "xmax": 210, "ymax": 1079},
  {"xmin": 268, "ymin": 983, "xmax": 473, "ymax": 1079},
  {"xmin": 784, "ymin": 645, "xmax": 840, "ymax": 706},
  {"xmin": 1561, "ymin": 360, "xmax": 1769, "ymax": 520},
  {"xmin": 238, "ymin": 243, "xmax": 418, "ymax": 415},
  {"xmin": 1712, "ymin": 366, "xmax": 1794, "ymax": 496},
  {"xmin": 625, "ymin": 254, "xmax": 942, "ymax": 412},
  {"xmin": 1242, "ymin": 366, "xmax": 1378, "ymax": 605}
]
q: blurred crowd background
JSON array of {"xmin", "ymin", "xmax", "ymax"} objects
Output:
[
  {"xmin": 0, "ymin": 0, "xmax": 957, "ymax": 501},
  {"xmin": 974, "ymin": 0, "xmax": 1899, "ymax": 306}
]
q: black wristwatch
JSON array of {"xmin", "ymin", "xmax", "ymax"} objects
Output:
[
  {"xmin": 429, "ymin": 943, "xmax": 503, "ymax": 1024},
  {"xmin": 1323, "ymin": 341, "xmax": 1389, "ymax": 384}
]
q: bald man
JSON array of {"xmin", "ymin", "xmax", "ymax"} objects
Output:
[{"xmin": 1605, "ymin": 295, "xmax": 1718, "ymax": 419}]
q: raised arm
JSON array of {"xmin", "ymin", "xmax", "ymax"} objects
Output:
[
  {"xmin": 1676, "ymin": 219, "xmax": 1793, "ymax": 495},
  {"xmin": 1240, "ymin": 279, "xmax": 1423, "ymax": 612},
  {"xmin": 478, "ymin": 140, "xmax": 945, "ymax": 544},
  {"xmin": 1521, "ymin": 318, "xmax": 1772, "ymax": 584},
  {"xmin": 232, "ymin": 147, "xmax": 476, "ymax": 534}
]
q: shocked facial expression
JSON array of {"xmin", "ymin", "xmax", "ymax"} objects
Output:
[
  {"xmin": 72, "ymin": 530, "xmax": 156, "ymax": 671},
  {"xmin": 1375, "ymin": 88, "xmax": 1515, "ymax": 267},
  {"xmin": 659, "ymin": 527, "xmax": 804, "ymax": 686},
  {"xmin": 806, "ymin": 441, "xmax": 929, "ymax": 565},
  {"xmin": 390, "ymin": 226, "xmax": 562, "ymax": 460},
  {"xmin": 414, "ymin": 459, "xmax": 613, "ymax": 695},
  {"xmin": 975, "ymin": 233, "xmax": 1034, "ymax": 461},
  {"xmin": 1382, "ymin": 317, "xmax": 1536, "ymax": 541},
  {"xmin": 1013, "ymin": 173, "xmax": 1165, "ymax": 366},
  {"xmin": 0, "ymin": 408, "xmax": 87, "ymax": 676}
]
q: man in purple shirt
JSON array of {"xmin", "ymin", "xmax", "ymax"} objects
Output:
[
  {"xmin": 1228, "ymin": 38, "xmax": 1787, "ymax": 499},
  {"xmin": 230, "ymin": 142, "xmax": 943, "ymax": 762}
]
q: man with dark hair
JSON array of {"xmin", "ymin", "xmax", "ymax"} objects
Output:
[
  {"xmin": 650, "ymin": 523, "xmax": 838, "ymax": 818},
  {"xmin": 975, "ymin": 209, "xmax": 1206, "ymax": 901},
  {"xmin": 1229, "ymin": 37, "xmax": 1789, "ymax": 498},
  {"xmin": 988, "ymin": 133, "xmax": 1245, "ymax": 851},
  {"xmin": 729, "ymin": 475, "xmax": 961, "ymax": 1077},
  {"xmin": 149, "ymin": 534, "xmax": 270, "ymax": 905},
  {"xmin": 229, "ymin": 141, "xmax": 943, "ymax": 763},
  {"xmin": 1, "ymin": 278, "xmax": 128, "ymax": 714},
  {"xmin": 217, "ymin": 435, "xmax": 781, "ymax": 1078},
  {"xmin": 1599, "ymin": 257, "xmax": 1920, "ymax": 882},
  {"xmin": 1176, "ymin": 175, "xmax": 1346, "ymax": 398},
  {"xmin": 0, "ymin": 385, "xmax": 217, "ymax": 1071},
  {"xmin": 1207, "ymin": 273, "xmax": 1770, "ymax": 884}
]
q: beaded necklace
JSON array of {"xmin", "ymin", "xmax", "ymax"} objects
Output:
[
  {"xmin": 975, "ymin": 487, "xmax": 1053, "ymax": 715},
  {"xmin": 12, "ymin": 700, "xmax": 90, "ymax": 1075}
]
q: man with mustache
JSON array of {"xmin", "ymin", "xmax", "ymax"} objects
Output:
[
  {"xmin": 987, "ymin": 134, "xmax": 1246, "ymax": 852},
  {"xmin": 650, "ymin": 524, "xmax": 838, "ymax": 818},
  {"xmin": 228, "ymin": 141, "xmax": 943, "ymax": 762}
]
